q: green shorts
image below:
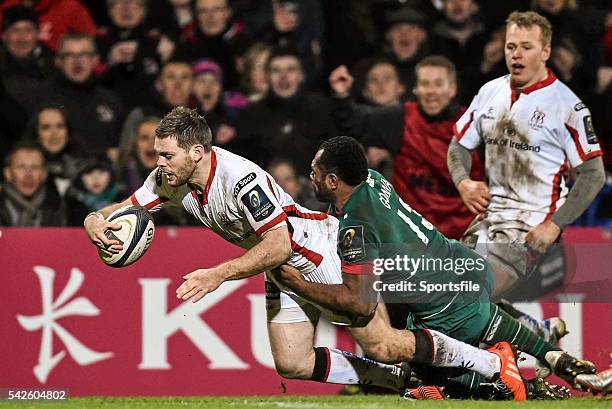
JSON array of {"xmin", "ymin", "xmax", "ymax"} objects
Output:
[{"xmin": 405, "ymin": 240, "xmax": 495, "ymax": 346}]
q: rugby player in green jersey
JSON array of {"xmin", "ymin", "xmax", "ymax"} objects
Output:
[{"xmin": 273, "ymin": 136, "xmax": 596, "ymax": 399}]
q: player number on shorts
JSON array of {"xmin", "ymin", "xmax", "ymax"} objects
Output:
[{"xmin": 397, "ymin": 198, "xmax": 433, "ymax": 245}]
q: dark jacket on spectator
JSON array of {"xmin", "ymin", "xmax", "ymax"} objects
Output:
[
  {"xmin": 0, "ymin": 78, "xmax": 28, "ymax": 158},
  {"xmin": 0, "ymin": 180, "xmax": 66, "ymax": 226},
  {"xmin": 234, "ymin": 89, "xmax": 337, "ymax": 177},
  {"xmin": 174, "ymin": 20, "xmax": 250, "ymax": 90},
  {"xmin": 0, "ymin": 43, "xmax": 56, "ymax": 112},
  {"xmin": 38, "ymin": 74, "xmax": 125, "ymax": 153},
  {"xmin": 96, "ymin": 24, "xmax": 162, "ymax": 110}
]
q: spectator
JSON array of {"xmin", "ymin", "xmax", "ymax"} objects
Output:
[
  {"xmin": 234, "ymin": 47, "xmax": 338, "ymax": 176},
  {"xmin": 192, "ymin": 58, "xmax": 247, "ymax": 146},
  {"xmin": 350, "ymin": 57, "xmax": 406, "ymax": 177},
  {"xmin": 174, "ymin": 0, "xmax": 250, "ymax": 89},
  {"xmin": 267, "ymin": 158, "xmax": 325, "ymax": 211},
  {"xmin": 267, "ymin": 0, "xmax": 325, "ymax": 85},
  {"xmin": 431, "ymin": 0, "xmax": 488, "ymax": 100},
  {"xmin": 0, "ymin": 142, "xmax": 66, "ymax": 226},
  {"xmin": 380, "ymin": 7, "xmax": 431, "ymax": 96},
  {"xmin": 230, "ymin": 0, "xmax": 325, "ymax": 85},
  {"xmin": 39, "ymin": 33, "xmax": 125, "ymax": 158},
  {"xmin": 96, "ymin": 0, "xmax": 164, "ymax": 110},
  {"xmin": 119, "ymin": 59, "xmax": 193, "ymax": 153},
  {"xmin": 361, "ymin": 58, "xmax": 406, "ymax": 107},
  {"xmin": 329, "ymin": 56, "xmax": 484, "ymax": 239},
  {"xmin": 0, "ymin": 0, "xmax": 97, "ymax": 51},
  {"xmin": 65, "ymin": 154, "xmax": 125, "ymax": 226},
  {"xmin": 240, "ymin": 41, "xmax": 271, "ymax": 102},
  {"xmin": 29, "ymin": 106, "xmax": 82, "ymax": 196},
  {"xmin": 117, "ymin": 116, "xmax": 159, "ymax": 194},
  {"xmin": 0, "ymin": 6, "xmax": 55, "ymax": 113}
]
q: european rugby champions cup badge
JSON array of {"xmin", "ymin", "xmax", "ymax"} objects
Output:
[
  {"xmin": 241, "ymin": 185, "xmax": 275, "ymax": 222},
  {"xmin": 339, "ymin": 226, "xmax": 365, "ymax": 263}
]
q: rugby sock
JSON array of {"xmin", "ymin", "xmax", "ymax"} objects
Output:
[
  {"xmin": 445, "ymin": 371, "xmax": 486, "ymax": 395},
  {"xmin": 497, "ymin": 299, "xmax": 547, "ymax": 338},
  {"xmin": 482, "ymin": 304, "xmax": 560, "ymax": 362},
  {"xmin": 412, "ymin": 329, "xmax": 500, "ymax": 379},
  {"xmin": 311, "ymin": 347, "xmax": 404, "ymax": 391}
]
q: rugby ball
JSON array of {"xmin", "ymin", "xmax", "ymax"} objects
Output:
[{"xmin": 99, "ymin": 205, "xmax": 155, "ymax": 268}]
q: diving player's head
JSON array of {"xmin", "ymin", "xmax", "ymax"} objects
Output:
[
  {"xmin": 310, "ymin": 136, "xmax": 368, "ymax": 204},
  {"xmin": 504, "ymin": 11, "xmax": 552, "ymax": 89},
  {"xmin": 154, "ymin": 107, "xmax": 212, "ymax": 187}
]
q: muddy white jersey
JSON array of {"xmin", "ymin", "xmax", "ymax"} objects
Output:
[
  {"xmin": 131, "ymin": 147, "xmax": 339, "ymax": 283},
  {"xmin": 454, "ymin": 70, "xmax": 602, "ymax": 227}
]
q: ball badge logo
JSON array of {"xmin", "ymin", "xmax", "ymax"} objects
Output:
[
  {"xmin": 341, "ymin": 228, "xmax": 356, "ymax": 249},
  {"xmin": 249, "ymin": 190, "xmax": 261, "ymax": 208}
]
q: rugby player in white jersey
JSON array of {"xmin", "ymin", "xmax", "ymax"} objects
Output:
[
  {"xmin": 447, "ymin": 11, "xmax": 607, "ymax": 384},
  {"xmin": 84, "ymin": 107, "xmax": 528, "ymax": 396}
]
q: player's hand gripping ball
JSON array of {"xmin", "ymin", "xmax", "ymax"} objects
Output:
[{"xmin": 99, "ymin": 205, "xmax": 155, "ymax": 267}]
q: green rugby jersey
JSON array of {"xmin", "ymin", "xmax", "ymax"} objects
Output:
[{"xmin": 334, "ymin": 170, "xmax": 491, "ymax": 319}]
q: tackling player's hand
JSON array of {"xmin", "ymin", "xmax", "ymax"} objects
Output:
[
  {"xmin": 84, "ymin": 212, "xmax": 122, "ymax": 256},
  {"xmin": 176, "ymin": 268, "xmax": 225, "ymax": 303},
  {"xmin": 270, "ymin": 265, "xmax": 303, "ymax": 288},
  {"xmin": 329, "ymin": 65, "xmax": 354, "ymax": 97},
  {"xmin": 457, "ymin": 179, "xmax": 490, "ymax": 216},
  {"xmin": 525, "ymin": 220, "xmax": 561, "ymax": 253}
]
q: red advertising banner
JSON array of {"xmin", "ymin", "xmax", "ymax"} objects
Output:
[{"xmin": 0, "ymin": 227, "xmax": 610, "ymax": 396}]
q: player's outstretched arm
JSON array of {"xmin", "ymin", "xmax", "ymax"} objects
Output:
[
  {"xmin": 272, "ymin": 265, "xmax": 377, "ymax": 319},
  {"xmin": 83, "ymin": 197, "xmax": 133, "ymax": 255},
  {"xmin": 219, "ymin": 225, "xmax": 292, "ymax": 280},
  {"xmin": 176, "ymin": 225, "xmax": 292, "ymax": 303}
]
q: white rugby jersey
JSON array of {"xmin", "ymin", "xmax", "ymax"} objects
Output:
[
  {"xmin": 131, "ymin": 147, "xmax": 339, "ymax": 283},
  {"xmin": 454, "ymin": 70, "xmax": 602, "ymax": 226}
]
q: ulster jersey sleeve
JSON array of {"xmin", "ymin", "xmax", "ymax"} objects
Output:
[
  {"xmin": 233, "ymin": 171, "xmax": 287, "ymax": 236},
  {"xmin": 130, "ymin": 168, "xmax": 170, "ymax": 212},
  {"xmin": 560, "ymin": 97, "xmax": 603, "ymax": 167},
  {"xmin": 453, "ymin": 91, "xmax": 483, "ymax": 150}
]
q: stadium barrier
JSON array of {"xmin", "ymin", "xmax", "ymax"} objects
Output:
[{"xmin": 1, "ymin": 227, "xmax": 610, "ymax": 396}]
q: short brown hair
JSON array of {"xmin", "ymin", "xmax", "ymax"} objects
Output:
[
  {"xmin": 506, "ymin": 11, "xmax": 552, "ymax": 46},
  {"xmin": 57, "ymin": 32, "xmax": 97, "ymax": 54},
  {"xmin": 155, "ymin": 107, "xmax": 212, "ymax": 151},
  {"xmin": 414, "ymin": 55, "xmax": 457, "ymax": 82}
]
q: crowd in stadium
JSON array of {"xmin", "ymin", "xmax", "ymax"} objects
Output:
[{"xmin": 0, "ymin": 0, "xmax": 610, "ymax": 229}]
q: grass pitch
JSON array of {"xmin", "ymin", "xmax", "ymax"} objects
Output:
[{"xmin": 1, "ymin": 396, "xmax": 610, "ymax": 409}]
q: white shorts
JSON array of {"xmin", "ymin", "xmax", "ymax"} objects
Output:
[{"xmin": 265, "ymin": 216, "xmax": 353, "ymax": 325}]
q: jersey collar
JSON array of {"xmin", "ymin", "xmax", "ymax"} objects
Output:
[
  {"xmin": 202, "ymin": 149, "xmax": 217, "ymax": 205},
  {"xmin": 190, "ymin": 148, "xmax": 217, "ymax": 207},
  {"xmin": 510, "ymin": 68, "xmax": 557, "ymax": 104}
]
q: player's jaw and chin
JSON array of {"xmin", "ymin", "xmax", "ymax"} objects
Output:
[{"xmin": 162, "ymin": 155, "xmax": 197, "ymax": 187}]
